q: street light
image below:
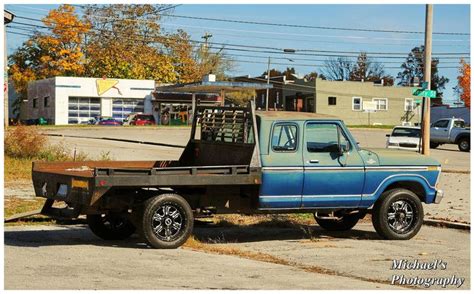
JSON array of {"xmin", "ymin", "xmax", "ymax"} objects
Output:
[{"xmin": 266, "ymin": 48, "xmax": 296, "ymax": 111}]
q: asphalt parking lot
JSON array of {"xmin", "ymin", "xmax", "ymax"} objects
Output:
[
  {"xmin": 4, "ymin": 222, "xmax": 470, "ymax": 290},
  {"xmin": 43, "ymin": 126, "xmax": 470, "ymax": 171}
]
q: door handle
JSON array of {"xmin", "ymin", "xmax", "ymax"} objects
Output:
[{"xmin": 308, "ymin": 160, "xmax": 319, "ymax": 164}]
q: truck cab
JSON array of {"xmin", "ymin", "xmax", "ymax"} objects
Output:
[
  {"xmin": 430, "ymin": 118, "xmax": 470, "ymax": 151},
  {"xmin": 257, "ymin": 111, "xmax": 443, "ymax": 240}
]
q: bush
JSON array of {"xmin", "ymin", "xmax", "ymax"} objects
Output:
[{"xmin": 5, "ymin": 126, "xmax": 47, "ymax": 159}]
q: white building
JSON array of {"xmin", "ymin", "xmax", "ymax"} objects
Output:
[{"xmin": 27, "ymin": 77, "xmax": 155, "ymax": 125}]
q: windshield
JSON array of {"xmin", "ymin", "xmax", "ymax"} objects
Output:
[{"xmin": 392, "ymin": 128, "xmax": 420, "ymax": 138}]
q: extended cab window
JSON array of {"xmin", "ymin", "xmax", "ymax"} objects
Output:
[
  {"xmin": 433, "ymin": 120, "xmax": 449, "ymax": 128},
  {"xmin": 272, "ymin": 123, "xmax": 298, "ymax": 152},
  {"xmin": 306, "ymin": 123, "xmax": 350, "ymax": 153}
]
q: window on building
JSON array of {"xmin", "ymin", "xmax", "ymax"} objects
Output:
[
  {"xmin": 33, "ymin": 98, "xmax": 38, "ymax": 109},
  {"xmin": 328, "ymin": 96, "xmax": 337, "ymax": 106},
  {"xmin": 271, "ymin": 123, "xmax": 298, "ymax": 152},
  {"xmin": 372, "ymin": 98, "xmax": 388, "ymax": 110},
  {"xmin": 44, "ymin": 96, "xmax": 50, "ymax": 108},
  {"xmin": 352, "ymin": 97, "xmax": 362, "ymax": 111},
  {"xmin": 404, "ymin": 98, "xmax": 414, "ymax": 111}
]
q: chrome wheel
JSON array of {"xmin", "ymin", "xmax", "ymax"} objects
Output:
[
  {"xmin": 460, "ymin": 140, "xmax": 469, "ymax": 151},
  {"xmin": 151, "ymin": 203, "xmax": 185, "ymax": 242},
  {"xmin": 387, "ymin": 200, "xmax": 416, "ymax": 234}
]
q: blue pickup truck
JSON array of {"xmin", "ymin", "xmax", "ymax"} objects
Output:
[{"xmin": 32, "ymin": 104, "xmax": 443, "ymax": 249}]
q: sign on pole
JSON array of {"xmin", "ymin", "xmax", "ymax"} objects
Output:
[
  {"xmin": 363, "ymin": 101, "xmax": 377, "ymax": 112},
  {"xmin": 412, "ymin": 88, "xmax": 437, "ymax": 98}
]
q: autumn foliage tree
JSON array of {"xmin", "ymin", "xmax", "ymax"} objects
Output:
[
  {"xmin": 9, "ymin": 4, "xmax": 89, "ymax": 99},
  {"xmin": 457, "ymin": 59, "xmax": 470, "ymax": 108}
]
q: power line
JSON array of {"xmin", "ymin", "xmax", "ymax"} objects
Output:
[
  {"xmin": 159, "ymin": 13, "xmax": 469, "ymax": 36},
  {"xmin": 11, "ymin": 15, "xmax": 471, "ymax": 58},
  {"xmin": 11, "ymin": 5, "xmax": 470, "ymax": 44}
]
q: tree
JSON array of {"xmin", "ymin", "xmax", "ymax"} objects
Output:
[
  {"xmin": 397, "ymin": 45, "xmax": 449, "ymax": 100},
  {"xmin": 349, "ymin": 52, "xmax": 394, "ymax": 86},
  {"xmin": 304, "ymin": 71, "xmax": 326, "ymax": 81},
  {"xmin": 9, "ymin": 4, "xmax": 89, "ymax": 98},
  {"xmin": 83, "ymin": 4, "xmax": 177, "ymax": 82},
  {"xmin": 456, "ymin": 59, "xmax": 470, "ymax": 108},
  {"xmin": 321, "ymin": 57, "xmax": 353, "ymax": 81}
]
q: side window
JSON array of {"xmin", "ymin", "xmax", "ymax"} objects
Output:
[
  {"xmin": 306, "ymin": 123, "xmax": 350, "ymax": 153},
  {"xmin": 272, "ymin": 123, "xmax": 298, "ymax": 152},
  {"xmin": 453, "ymin": 120, "xmax": 465, "ymax": 128},
  {"xmin": 433, "ymin": 120, "xmax": 449, "ymax": 128},
  {"xmin": 328, "ymin": 96, "xmax": 337, "ymax": 106}
]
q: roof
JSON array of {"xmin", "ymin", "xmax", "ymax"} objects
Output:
[
  {"xmin": 155, "ymin": 81, "xmax": 272, "ymax": 93},
  {"xmin": 256, "ymin": 111, "xmax": 338, "ymax": 121}
]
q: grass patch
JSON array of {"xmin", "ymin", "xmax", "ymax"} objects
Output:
[
  {"xmin": 5, "ymin": 156, "xmax": 33, "ymax": 181},
  {"xmin": 213, "ymin": 213, "xmax": 314, "ymax": 228},
  {"xmin": 5, "ymin": 125, "xmax": 113, "ymax": 181},
  {"xmin": 4, "ymin": 197, "xmax": 45, "ymax": 218}
]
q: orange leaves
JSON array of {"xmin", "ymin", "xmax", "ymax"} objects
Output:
[{"xmin": 457, "ymin": 59, "xmax": 470, "ymax": 108}]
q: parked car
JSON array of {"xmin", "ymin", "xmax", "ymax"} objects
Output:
[
  {"xmin": 129, "ymin": 114, "xmax": 156, "ymax": 126},
  {"xmin": 32, "ymin": 103, "xmax": 443, "ymax": 249},
  {"xmin": 386, "ymin": 126, "xmax": 421, "ymax": 151},
  {"xmin": 430, "ymin": 118, "xmax": 470, "ymax": 152},
  {"xmin": 123, "ymin": 113, "xmax": 141, "ymax": 126},
  {"xmin": 97, "ymin": 117, "xmax": 122, "ymax": 126}
]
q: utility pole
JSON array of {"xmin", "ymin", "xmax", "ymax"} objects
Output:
[
  {"xmin": 421, "ymin": 4, "xmax": 433, "ymax": 155},
  {"xmin": 265, "ymin": 57, "xmax": 270, "ymax": 111},
  {"xmin": 4, "ymin": 10, "xmax": 15, "ymax": 129}
]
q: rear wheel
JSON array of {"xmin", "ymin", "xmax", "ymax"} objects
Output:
[
  {"xmin": 458, "ymin": 137, "xmax": 470, "ymax": 152},
  {"xmin": 372, "ymin": 188, "xmax": 423, "ymax": 240},
  {"xmin": 87, "ymin": 213, "xmax": 136, "ymax": 240},
  {"xmin": 140, "ymin": 193, "xmax": 194, "ymax": 249},
  {"xmin": 314, "ymin": 212, "xmax": 361, "ymax": 231},
  {"xmin": 430, "ymin": 142, "xmax": 439, "ymax": 149}
]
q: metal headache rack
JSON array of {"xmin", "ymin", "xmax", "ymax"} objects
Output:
[{"xmin": 193, "ymin": 105, "xmax": 253, "ymax": 144}]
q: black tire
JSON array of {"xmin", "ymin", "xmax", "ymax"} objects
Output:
[
  {"xmin": 372, "ymin": 188, "xmax": 423, "ymax": 240},
  {"xmin": 458, "ymin": 137, "xmax": 470, "ymax": 152},
  {"xmin": 315, "ymin": 213, "xmax": 360, "ymax": 231},
  {"xmin": 87, "ymin": 213, "xmax": 136, "ymax": 240},
  {"xmin": 430, "ymin": 142, "xmax": 439, "ymax": 149},
  {"xmin": 140, "ymin": 193, "xmax": 194, "ymax": 249}
]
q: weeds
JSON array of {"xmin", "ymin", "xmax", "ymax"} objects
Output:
[{"xmin": 5, "ymin": 125, "xmax": 46, "ymax": 158}]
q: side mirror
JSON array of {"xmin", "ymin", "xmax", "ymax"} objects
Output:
[{"xmin": 338, "ymin": 142, "xmax": 350, "ymax": 155}]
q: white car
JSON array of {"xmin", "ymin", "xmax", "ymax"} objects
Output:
[{"xmin": 386, "ymin": 126, "xmax": 421, "ymax": 151}]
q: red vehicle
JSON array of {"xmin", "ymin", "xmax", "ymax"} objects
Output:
[{"xmin": 130, "ymin": 114, "xmax": 156, "ymax": 126}]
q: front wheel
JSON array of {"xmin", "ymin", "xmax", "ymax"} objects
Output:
[
  {"xmin": 314, "ymin": 212, "xmax": 361, "ymax": 231},
  {"xmin": 87, "ymin": 213, "xmax": 136, "ymax": 240},
  {"xmin": 140, "ymin": 193, "xmax": 194, "ymax": 249},
  {"xmin": 458, "ymin": 137, "xmax": 470, "ymax": 152},
  {"xmin": 430, "ymin": 142, "xmax": 439, "ymax": 149},
  {"xmin": 372, "ymin": 188, "xmax": 424, "ymax": 240}
]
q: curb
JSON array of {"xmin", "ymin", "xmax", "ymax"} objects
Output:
[
  {"xmin": 424, "ymin": 219, "xmax": 470, "ymax": 230},
  {"xmin": 442, "ymin": 169, "xmax": 470, "ymax": 174}
]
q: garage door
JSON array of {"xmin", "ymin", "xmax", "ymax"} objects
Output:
[
  {"xmin": 68, "ymin": 97, "xmax": 101, "ymax": 124},
  {"xmin": 112, "ymin": 99, "xmax": 145, "ymax": 122}
]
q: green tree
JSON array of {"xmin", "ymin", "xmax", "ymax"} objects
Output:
[{"xmin": 397, "ymin": 45, "xmax": 449, "ymax": 100}]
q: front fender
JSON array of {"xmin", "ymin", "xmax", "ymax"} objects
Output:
[{"xmin": 360, "ymin": 173, "xmax": 437, "ymax": 207}]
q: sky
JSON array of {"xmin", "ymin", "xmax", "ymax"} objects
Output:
[{"xmin": 4, "ymin": 3, "xmax": 471, "ymax": 105}]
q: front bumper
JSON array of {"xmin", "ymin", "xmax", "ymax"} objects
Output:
[{"xmin": 434, "ymin": 189, "xmax": 444, "ymax": 204}]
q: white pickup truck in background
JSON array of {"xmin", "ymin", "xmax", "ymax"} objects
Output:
[{"xmin": 430, "ymin": 118, "xmax": 470, "ymax": 152}]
